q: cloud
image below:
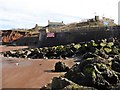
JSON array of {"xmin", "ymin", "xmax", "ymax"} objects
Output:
[{"xmin": 0, "ymin": 0, "xmax": 119, "ymax": 29}]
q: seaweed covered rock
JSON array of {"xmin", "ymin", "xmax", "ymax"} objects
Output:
[
  {"xmin": 54, "ymin": 61, "xmax": 69, "ymax": 72},
  {"xmin": 81, "ymin": 52, "xmax": 97, "ymax": 60},
  {"xmin": 51, "ymin": 77, "xmax": 97, "ymax": 90},
  {"xmin": 42, "ymin": 56, "xmax": 120, "ymax": 90},
  {"xmin": 112, "ymin": 55, "xmax": 120, "ymax": 73},
  {"xmin": 2, "ymin": 38, "xmax": 120, "ymax": 60},
  {"xmin": 64, "ymin": 57, "xmax": 120, "ymax": 90},
  {"xmin": 51, "ymin": 77, "xmax": 70, "ymax": 89},
  {"xmin": 63, "ymin": 84, "xmax": 97, "ymax": 90}
]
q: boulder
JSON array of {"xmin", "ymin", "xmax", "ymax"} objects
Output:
[
  {"xmin": 51, "ymin": 77, "xmax": 70, "ymax": 89},
  {"xmin": 54, "ymin": 61, "xmax": 69, "ymax": 72},
  {"xmin": 65, "ymin": 57, "xmax": 120, "ymax": 89}
]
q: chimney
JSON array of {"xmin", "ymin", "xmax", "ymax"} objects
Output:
[
  {"xmin": 48, "ymin": 20, "xmax": 50, "ymax": 24},
  {"xmin": 95, "ymin": 16, "xmax": 99, "ymax": 21}
]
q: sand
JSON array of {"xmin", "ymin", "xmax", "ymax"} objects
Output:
[
  {"xmin": 0, "ymin": 45, "xmax": 75, "ymax": 89},
  {"xmin": 2, "ymin": 57, "xmax": 74, "ymax": 88},
  {"xmin": 0, "ymin": 46, "xmax": 28, "ymax": 52}
]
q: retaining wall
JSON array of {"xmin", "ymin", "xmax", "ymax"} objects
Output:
[{"xmin": 38, "ymin": 26, "xmax": 120, "ymax": 47}]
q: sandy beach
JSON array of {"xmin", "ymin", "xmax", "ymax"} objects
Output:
[
  {"xmin": 0, "ymin": 45, "xmax": 75, "ymax": 88},
  {"xmin": 0, "ymin": 46, "xmax": 28, "ymax": 52},
  {"xmin": 1, "ymin": 57, "xmax": 74, "ymax": 88}
]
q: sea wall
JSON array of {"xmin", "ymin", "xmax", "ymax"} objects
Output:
[{"xmin": 38, "ymin": 26, "xmax": 120, "ymax": 47}]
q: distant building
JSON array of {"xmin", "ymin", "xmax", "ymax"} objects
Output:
[
  {"xmin": 32, "ymin": 24, "xmax": 43, "ymax": 31},
  {"xmin": 101, "ymin": 17, "xmax": 115, "ymax": 26},
  {"xmin": 118, "ymin": 1, "xmax": 120, "ymax": 25},
  {"xmin": 45, "ymin": 20, "xmax": 65, "ymax": 32},
  {"xmin": 47, "ymin": 20, "xmax": 64, "ymax": 28},
  {"xmin": 79, "ymin": 16, "xmax": 115, "ymax": 27}
]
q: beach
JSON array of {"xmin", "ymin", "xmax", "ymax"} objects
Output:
[{"xmin": 1, "ymin": 56, "xmax": 74, "ymax": 88}]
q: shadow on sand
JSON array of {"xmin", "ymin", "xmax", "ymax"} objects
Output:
[{"xmin": 44, "ymin": 70, "xmax": 66, "ymax": 73}]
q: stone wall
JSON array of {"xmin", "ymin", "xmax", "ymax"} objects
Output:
[
  {"xmin": 38, "ymin": 26, "xmax": 120, "ymax": 47},
  {"xmin": 14, "ymin": 36, "xmax": 39, "ymax": 46}
]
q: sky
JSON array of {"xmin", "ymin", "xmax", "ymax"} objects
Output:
[{"xmin": 0, "ymin": 0, "xmax": 120, "ymax": 30}]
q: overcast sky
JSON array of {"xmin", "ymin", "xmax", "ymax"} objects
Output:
[{"xmin": 0, "ymin": 0, "xmax": 119, "ymax": 30}]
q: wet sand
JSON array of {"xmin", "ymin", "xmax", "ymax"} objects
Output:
[
  {"xmin": 2, "ymin": 57, "xmax": 74, "ymax": 88},
  {"xmin": 0, "ymin": 59, "xmax": 2, "ymax": 89},
  {"xmin": 0, "ymin": 45, "xmax": 75, "ymax": 88},
  {"xmin": 0, "ymin": 45, "xmax": 28, "ymax": 52}
]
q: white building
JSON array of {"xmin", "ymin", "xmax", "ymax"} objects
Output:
[{"xmin": 48, "ymin": 20, "xmax": 65, "ymax": 28}]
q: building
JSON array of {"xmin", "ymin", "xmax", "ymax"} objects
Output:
[
  {"xmin": 45, "ymin": 20, "xmax": 65, "ymax": 32},
  {"xmin": 48, "ymin": 20, "xmax": 64, "ymax": 28},
  {"xmin": 38, "ymin": 16, "xmax": 119, "ymax": 47},
  {"xmin": 101, "ymin": 17, "xmax": 115, "ymax": 26}
]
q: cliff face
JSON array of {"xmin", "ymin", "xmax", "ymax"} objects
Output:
[
  {"xmin": 2, "ymin": 30, "xmax": 24, "ymax": 43},
  {"xmin": 1, "ymin": 24, "xmax": 41, "ymax": 44}
]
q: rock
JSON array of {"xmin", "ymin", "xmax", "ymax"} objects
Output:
[
  {"xmin": 102, "ymin": 70, "xmax": 119, "ymax": 84},
  {"xmin": 81, "ymin": 52, "xmax": 96, "ymax": 59},
  {"xmin": 40, "ymin": 84, "xmax": 51, "ymax": 90},
  {"xmin": 51, "ymin": 77, "xmax": 70, "ymax": 89},
  {"xmin": 54, "ymin": 61, "xmax": 69, "ymax": 72},
  {"xmin": 63, "ymin": 84, "xmax": 97, "ymax": 90},
  {"xmin": 15, "ymin": 63, "xmax": 19, "ymax": 66},
  {"xmin": 65, "ymin": 57, "xmax": 120, "ymax": 89},
  {"xmin": 112, "ymin": 56, "xmax": 120, "ymax": 73}
]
